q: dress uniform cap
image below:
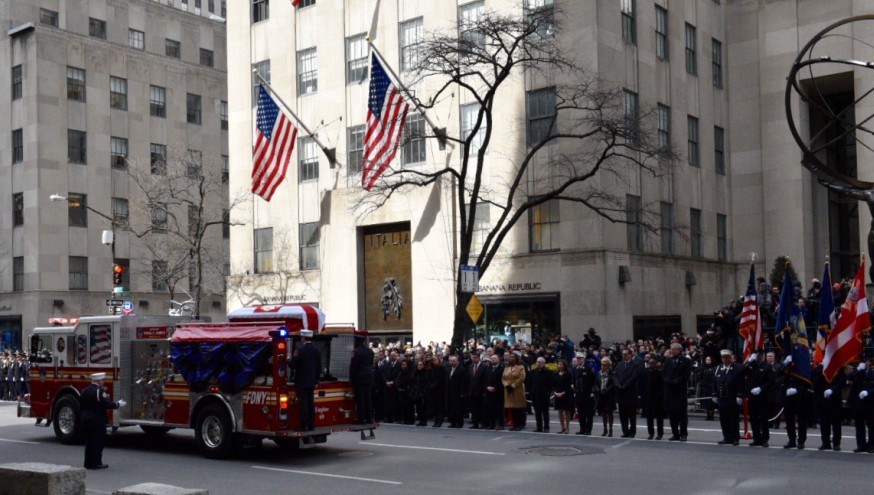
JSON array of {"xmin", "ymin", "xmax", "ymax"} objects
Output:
[
  {"xmin": 719, "ymin": 349, "xmax": 733, "ymax": 357},
  {"xmin": 91, "ymin": 372, "xmax": 106, "ymax": 382}
]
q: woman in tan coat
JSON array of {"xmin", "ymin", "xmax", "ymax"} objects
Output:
[{"xmin": 503, "ymin": 352, "xmax": 527, "ymax": 431}]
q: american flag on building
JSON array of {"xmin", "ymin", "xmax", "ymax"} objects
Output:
[
  {"xmin": 361, "ymin": 54, "xmax": 410, "ymax": 191},
  {"xmin": 252, "ymin": 86, "xmax": 297, "ymax": 202},
  {"xmin": 739, "ymin": 264, "xmax": 764, "ymax": 361}
]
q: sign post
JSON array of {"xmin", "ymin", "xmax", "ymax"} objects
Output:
[{"xmin": 461, "ymin": 265, "xmax": 479, "ymax": 293}]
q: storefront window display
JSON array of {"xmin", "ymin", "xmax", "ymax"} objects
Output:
[{"xmin": 471, "ymin": 295, "xmax": 559, "ymax": 346}]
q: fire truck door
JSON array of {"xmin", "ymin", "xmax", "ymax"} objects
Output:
[{"xmin": 130, "ymin": 340, "xmax": 172, "ymax": 421}]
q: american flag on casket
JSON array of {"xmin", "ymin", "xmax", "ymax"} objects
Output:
[{"xmin": 227, "ymin": 304, "xmax": 325, "ymax": 334}]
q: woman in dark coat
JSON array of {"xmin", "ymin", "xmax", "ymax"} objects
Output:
[
  {"xmin": 553, "ymin": 360, "xmax": 574, "ymax": 434},
  {"xmin": 396, "ymin": 359, "xmax": 415, "ymax": 425},
  {"xmin": 411, "ymin": 360, "xmax": 429, "ymax": 426},
  {"xmin": 426, "ymin": 356, "xmax": 446, "ymax": 427},
  {"xmin": 698, "ymin": 356, "xmax": 717, "ymax": 420},
  {"xmin": 597, "ymin": 357, "xmax": 616, "ymax": 437}
]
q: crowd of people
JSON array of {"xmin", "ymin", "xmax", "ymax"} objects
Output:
[{"xmin": 0, "ymin": 351, "xmax": 29, "ymax": 402}]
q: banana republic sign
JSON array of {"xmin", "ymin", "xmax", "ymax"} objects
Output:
[{"xmin": 363, "ymin": 224, "xmax": 413, "ymax": 331}]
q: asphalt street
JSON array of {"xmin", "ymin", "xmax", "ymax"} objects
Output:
[{"xmin": 0, "ymin": 401, "xmax": 870, "ymax": 495}]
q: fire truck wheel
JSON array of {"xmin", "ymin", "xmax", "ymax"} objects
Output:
[
  {"xmin": 140, "ymin": 425, "xmax": 172, "ymax": 436},
  {"xmin": 52, "ymin": 395, "xmax": 83, "ymax": 445},
  {"xmin": 195, "ymin": 404, "xmax": 233, "ymax": 459}
]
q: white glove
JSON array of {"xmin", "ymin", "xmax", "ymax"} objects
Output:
[
  {"xmin": 751, "ymin": 387, "xmax": 762, "ymax": 396},
  {"xmin": 748, "ymin": 353, "xmax": 758, "ymax": 363},
  {"xmin": 824, "ymin": 389, "xmax": 833, "ymax": 399},
  {"xmin": 861, "ymin": 391, "xmax": 869, "ymax": 400},
  {"xmin": 712, "ymin": 397, "xmax": 719, "ymax": 403},
  {"xmin": 783, "ymin": 356, "xmax": 793, "ymax": 365},
  {"xmin": 786, "ymin": 387, "xmax": 797, "ymax": 397},
  {"xmin": 859, "ymin": 363, "xmax": 867, "ymax": 372},
  {"xmin": 117, "ymin": 400, "xmax": 127, "ymax": 408},
  {"xmin": 590, "ymin": 393, "xmax": 595, "ymax": 398},
  {"xmin": 736, "ymin": 397, "xmax": 743, "ymax": 406}
]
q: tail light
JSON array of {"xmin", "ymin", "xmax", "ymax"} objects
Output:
[{"xmin": 279, "ymin": 394, "xmax": 288, "ymax": 421}]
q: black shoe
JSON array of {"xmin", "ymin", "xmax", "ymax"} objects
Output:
[
  {"xmin": 718, "ymin": 440, "xmax": 730, "ymax": 445},
  {"xmin": 94, "ymin": 464, "xmax": 108, "ymax": 470},
  {"xmin": 784, "ymin": 442, "xmax": 797, "ymax": 449},
  {"xmin": 543, "ymin": 428, "xmax": 549, "ymax": 433},
  {"xmin": 576, "ymin": 431, "xmax": 585, "ymax": 435},
  {"xmin": 469, "ymin": 425, "xmax": 480, "ymax": 430},
  {"xmin": 834, "ymin": 445, "xmax": 841, "ymax": 452},
  {"xmin": 853, "ymin": 448, "xmax": 867, "ymax": 453},
  {"xmin": 668, "ymin": 436, "xmax": 680, "ymax": 441},
  {"xmin": 797, "ymin": 443, "xmax": 805, "ymax": 450},
  {"xmin": 647, "ymin": 435, "xmax": 654, "ymax": 440},
  {"xmin": 680, "ymin": 436, "xmax": 687, "ymax": 442},
  {"xmin": 535, "ymin": 428, "xmax": 543, "ymax": 433},
  {"xmin": 750, "ymin": 442, "xmax": 761, "ymax": 447},
  {"xmin": 732, "ymin": 441, "xmax": 739, "ymax": 446},
  {"xmin": 818, "ymin": 445, "xmax": 831, "ymax": 451},
  {"xmin": 761, "ymin": 443, "xmax": 769, "ymax": 448},
  {"xmin": 656, "ymin": 435, "xmax": 663, "ymax": 440}
]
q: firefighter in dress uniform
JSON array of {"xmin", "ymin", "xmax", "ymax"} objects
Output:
[
  {"xmin": 713, "ymin": 349, "xmax": 743, "ymax": 445},
  {"xmin": 743, "ymin": 350, "xmax": 774, "ymax": 447},
  {"xmin": 81, "ymin": 372, "xmax": 125, "ymax": 469},
  {"xmin": 292, "ymin": 329, "xmax": 322, "ymax": 432}
]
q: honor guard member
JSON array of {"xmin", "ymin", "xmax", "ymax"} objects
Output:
[
  {"xmin": 713, "ymin": 349, "xmax": 743, "ymax": 445},
  {"xmin": 743, "ymin": 351, "xmax": 774, "ymax": 447},
  {"xmin": 849, "ymin": 359, "xmax": 874, "ymax": 453},
  {"xmin": 0, "ymin": 354, "xmax": 8, "ymax": 400},
  {"xmin": 573, "ymin": 353, "xmax": 598, "ymax": 435},
  {"xmin": 350, "ymin": 332, "xmax": 375, "ymax": 424},
  {"xmin": 292, "ymin": 329, "xmax": 322, "ymax": 432},
  {"xmin": 81, "ymin": 373, "xmax": 125, "ymax": 469},
  {"xmin": 781, "ymin": 355, "xmax": 812, "ymax": 449},
  {"xmin": 814, "ymin": 362, "xmax": 845, "ymax": 451}
]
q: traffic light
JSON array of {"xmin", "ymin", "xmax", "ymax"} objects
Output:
[{"xmin": 113, "ymin": 264, "xmax": 124, "ymax": 288}]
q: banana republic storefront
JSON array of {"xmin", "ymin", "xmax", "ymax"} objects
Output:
[{"xmin": 473, "ymin": 285, "xmax": 560, "ymax": 345}]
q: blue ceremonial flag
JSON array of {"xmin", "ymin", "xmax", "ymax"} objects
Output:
[
  {"xmin": 814, "ymin": 262, "xmax": 835, "ymax": 365},
  {"xmin": 774, "ymin": 261, "xmax": 811, "ymax": 383}
]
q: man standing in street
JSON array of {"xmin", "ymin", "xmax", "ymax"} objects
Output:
[
  {"xmin": 849, "ymin": 359, "xmax": 874, "ymax": 453},
  {"xmin": 292, "ymin": 329, "xmax": 321, "ymax": 432},
  {"xmin": 743, "ymin": 350, "xmax": 774, "ymax": 447},
  {"xmin": 484, "ymin": 354, "xmax": 504, "ymax": 430},
  {"xmin": 573, "ymin": 352, "xmax": 597, "ymax": 435},
  {"xmin": 529, "ymin": 357, "xmax": 553, "ymax": 433},
  {"xmin": 781, "ymin": 355, "xmax": 812, "ymax": 449},
  {"xmin": 614, "ymin": 348, "xmax": 641, "ymax": 438},
  {"xmin": 714, "ymin": 349, "xmax": 743, "ymax": 445},
  {"xmin": 81, "ymin": 373, "xmax": 125, "ymax": 469},
  {"xmin": 445, "ymin": 356, "xmax": 468, "ymax": 428},
  {"xmin": 663, "ymin": 343, "xmax": 691, "ymax": 441},
  {"xmin": 383, "ymin": 351, "xmax": 401, "ymax": 423},
  {"xmin": 467, "ymin": 352, "xmax": 486, "ymax": 429},
  {"xmin": 350, "ymin": 333, "xmax": 374, "ymax": 424},
  {"xmin": 814, "ymin": 362, "xmax": 845, "ymax": 451}
]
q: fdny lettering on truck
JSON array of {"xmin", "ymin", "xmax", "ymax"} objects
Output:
[{"xmin": 245, "ymin": 390, "xmax": 268, "ymax": 405}]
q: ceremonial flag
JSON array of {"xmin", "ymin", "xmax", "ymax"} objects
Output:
[
  {"xmin": 774, "ymin": 261, "xmax": 812, "ymax": 384},
  {"xmin": 252, "ymin": 86, "xmax": 297, "ymax": 201},
  {"xmin": 823, "ymin": 260, "xmax": 871, "ymax": 383},
  {"xmin": 739, "ymin": 264, "xmax": 764, "ymax": 361},
  {"xmin": 362, "ymin": 54, "xmax": 410, "ymax": 191},
  {"xmin": 814, "ymin": 262, "xmax": 835, "ymax": 365}
]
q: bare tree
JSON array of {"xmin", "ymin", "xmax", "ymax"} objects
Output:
[{"xmin": 358, "ymin": 7, "xmax": 677, "ymax": 346}]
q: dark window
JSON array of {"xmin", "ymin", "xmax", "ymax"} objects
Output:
[
  {"xmin": 89, "ymin": 18, "xmax": 106, "ymax": 39},
  {"xmin": 150, "ymin": 85, "xmax": 166, "ymax": 118},
  {"xmin": 298, "ymin": 137, "xmax": 319, "ymax": 182},
  {"xmin": 222, "ymin": 155, "xmax": 229, "ymax": 183},
  {"xmin": 299, "ymin": 222, "xmax": 320, "ymax": 270},
  {"xmin": 129, "ymin": 29, "xmax": 145, "ymax": 50},
  {"xmin": 152, "ymin": 260, "xmax": 168, "ymax": 291},
  {"xmin": 346, "ymin": 34, "xmax": 368, "ymax": 84},
  {"xmin": 621, "ymin": 0, "xmax": 636, "ymax": 45},
  {"xmin": 400, "ymin": 18, "xmax": 423, "ymax": 71},
  {"xmin": 188, "ymin": 205, "xmax": 200, "ymax": 238},
  {"xmin": 69, "ymin": 256, "xmax": 88, "ymax": 291},
  {"xmin": 68, "ymin": 130, "xmax": 87, "ymax": 164},
  {"xmin": 657, "ymin": 104, "xmax": 670, "ymax": 150},
  {"xmin": 112, "ymin": 197, "xmax": 129, "ymax": 227},
  {"xmin": 526, "ymin": 0, "xmax": 555, "ymax": 39},
  {"xmin": 40, "ymin": 8, "xmax": 59, "ymax": 27},
  {"xmin": 717, "ymin": 213, "xmax": 727, "ymax": 261},
  {"xmin": 67, "ymin": 67, "xmax": 86, "ymax": 102},
  {"xmin": 151, "ymin": 204, "xmax": 168, "ymax": 232},
  {"xmin": 111, "ymin": 137, "xmax": 128, "ymax": 169},
  {"xmin": 209, "ymin": 0, "xmax": 215, "ymax": 13},
  {"xmin": 12, "ymin": 129, "xmax": 23, "ymax": 164},
  {"xmin": 186, "ymin": 149, "xmax": 202, "ymax": 177},
  {"xmin": 187, "ymin": 93, "xmax": 202, "ymax": 124},
  {"xmin": 402, "ymin": 114, "xmax": 426, "ymax": 165},
  {"xmin": 347, "ymin": 125, "xmax": 365, "ymax": 174},
  {"xmin": 12, "ymin": 65, "xmax": 22, "ymax": 100},
  {"xmin": 461, "ymin": 103, "xmax": 487, "ymax": 155},
  {"xmin": 712, "ymin": 39, "xmax": 723, "ymax": 88},
  {"xmin": 222, "ymin": 209, "xmax": 230, "ymax": 239},
  {"xmin": 110, "ymin": 77, "xmax": 127, "ymax": 110},
  {"xmin": 660, "ymin": 202, "xmax": 674, "ymax": 256},
  {"xmin": 254, "ymin": 227, "xmax": 273, "ymax": 273},
  {"xmin": 458, "ymin": 1, "xmax": 485, "ymax": 48},
  {"xmin": 624, "ymin": 90, "xmax": 639, "ymax": 145},
  {"xmin": 12, "ymin": 257, "xmax": 23, "ymax": 292},
  {"xmin": 220, "ymin": 101, "xmax": 228, "ymax": 130},
  {"xmin": 252, "ymin": 60, "xmax": 270, "ymax": 105},
  {"xmin": 626, "ymin": 194, "xmax": 642, "ymax": 252},
  {"xmin": 252, "ymin": 0, "xmax": 269, "ymax": 23},
  {"xmin": 655, "ymin": 5, "xmax": 668, "ymax": 61},
  {"xmin": 529, "ymin": 199, "xmax": 560, "ymax": 252},
  {"xmin": 715, "ymin": 126, "xmax": 725, "ymax": 175},
  {"xmin": 299, "ymin": 0, "xmax": 316, "ymax": 7},
  {"xmin": 527, "ymin": 88, "xmax": 556, "ymax": 146},
  {"xmin": 200, "ymin": 49, "xmax": 214, "ymax": 67},
  {"xmin": 690, "ymin": 208, "xmax": 702, "ymax": 258},
  {"xmin": 685, "ymin": 24, "xmax": 697, "ymax": 76},
  {"xmin": 68, "ymin": 193, "xmax": 88, "ymax": 227},
  {"xmin": 297, "ymin": 48, "xmax": 317, "ymax": 95},
  {"xmin": 12, "ymin": 193, "xmax": 23, "ymax": 226},
  {"xmin": 687, "ymin": 116, "xmax": 699, "ymax": 167},
  {"xmin": 150, "ymin": 144, "xmax": 167, "ymax": 175},
  {"xmin": 165, "ymin": 39, "xmax": 181, "ymax": 59}
]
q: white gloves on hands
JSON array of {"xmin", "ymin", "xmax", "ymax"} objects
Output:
[
  {"xmin": 786, "ymin": 387, "xmax": 798, "ymax": 397},
  {"xmin": 712, "ymin": 397, "xmax": 719, "ymax": 403},
  {"xmin": 861, "ymin": 391, "xmax": 869, "ymax": 400},
  {"xmin": 748, "ymin": 354, "xmax": 758, "ymax": 363},
  {"xmin": 117, "ymin": 400, "xmax": 127, "ymax": 408},
  {"xmin": 783, "ymin": 356, "xmax": 793, "ymax": 365},
  {"xmin": 859, "ymin": 363, "xmax": 868, "ymax": 372},
  {"xmin": 736, "ymin": 397, "xmax": 743, "ymax": 406},
  {"xmin": 751, "ymin": 387, "xmax": 762, "ymax": 396},
  {"xmin": 824, "ymin": 389, "xmax": 833, "ymax": 399}
]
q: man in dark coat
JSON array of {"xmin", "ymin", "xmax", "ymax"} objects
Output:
[
  {"xmin": 445, "ymin": 356, "xmax": 468, "ymax": 428},
  {"xmin": 573, "ymin": 353, "xmax": 598, "ymax": 435},
  {"xmin": 484, "ymin": 354, "xmax": 504, "ymax": 430},
  {"xmin": 350, "ymin": 335, "xmax": 375, "ymax": 424},
  {"xmin": 383, "ymin": 351, "xmax": 401, "ymax": 423},
  {"xmin": 743, "ymin": 350, "xmax": 774, "ymax": 447},
  {"xmin": 814, "ymin": 362, "xmax": 845, "ymax": 451},
  {"xmin": 780, "ymin": 355, "xmax": 812, "ymax": 449},
  {"xmin": 529, "ymin": 357, "xmax": 553, "ymax": 433},
  {"xmin": 713, "ymin": 349, "xmax": 743, "ymax": 445},
  {"xmin": 292, "ymin": 330, "xmax": 322, "ymax": 431},
  {"xmin": 849, "ymin": 359, "xmax": 874, "ymax": 453},
  {"xmin": 642, "ymin": 354, "xmax": 665, "ymax": 440},
  {"xmin": 81, "ymin": 373, "xmax": 125, "ymax": 469},
  {"xmin": 467, "ymin": 352, "xmax": 487, "ymax": 429},
  {"xmin": 663, "ymin": 343, "xmax": 692, "ymax": 441},
  {"xmin": 766, "ymin": 352, "xmax": 784, "ymax": 428},
  {"xmin": 613, "ymin": 349, "xmax": 642, "ymax": 438}
]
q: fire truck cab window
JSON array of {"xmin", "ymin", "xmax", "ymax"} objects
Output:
[{"xmin": 90, "ymin": 324, "xmax": 112, "ymax": 364}]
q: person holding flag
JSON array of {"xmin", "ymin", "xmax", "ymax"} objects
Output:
[
  {"xmin": 739, "ymin": 263, "xmax": 764, "ymax": 361},
  {"xmin": 823, "ymin": 259, "xmax": 871, "ymax": 383},
  {"xmin": 815, "ymin": 262, "xmax": 836, "ymax": 366},
  {"xmin": 774, "ymin": 260, "xmax": 813, "ymax": 449}
]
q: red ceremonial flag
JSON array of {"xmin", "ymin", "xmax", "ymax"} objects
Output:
[
  {"xmin": 822, "ymin": 260, "xmax": 871, "ymax": 383},
  {"xmin": 362, "ymin": 54, "xmax": 410, "ymax": 191},
  {"xmin": 252, "ymin": 86, "xmax": 297, "ymax": 201},
  {"xmin": 739, "ymin": 264, "xmax": 764, "ymax": 361}
]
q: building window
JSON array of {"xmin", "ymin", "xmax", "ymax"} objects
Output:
[
  {"xmin": 12, "ymin": 193, "xmax": 23, "ymax": 227},
  {"xmin": 222, "ymin": 209, "xmax": 230, "ymax": 238},
  {"xmin": 152, "ymin": 260, "xmax": 168, "ymax": 291},
  {"xmin": 298, "ymin": 137, "xmax": 319, "ymax": 182},
  {"xmin": 624, "ymin": 90, "xmax": 639, "ymax": 145},
  {"xmin": 187, "ymin": 93, "xmax": 202, "ymax": 124},
  {"xmin": 67, "ymin": 67, "xmax": 86, "ymax": 102},
  {"xmin": 459, "ymin": 1, "xmax": 485, "ymax": 48},
  {"xmin": 346, "ymin": 34, "xmax": 368, "ymax": 84},
  {"xmin": 685, "ymin": 24, "xmax": 697, "ymax": 76},
  {"xmin": 660, "ymin": 201, "xmax": 674, "ymax": 256},
  {"xmin": 222, "ymin": 0, "xmax": 227, "ymax": 17},
  {"xmin": 715, "ymin": 126, "xmax": 725, "ymax": 175},
  {"xmin": 186, "ymin": 149, "xmax": 202, "ymax": 177},
  {"xmin": 150, "ymin": 85, "xmax": 166, "ymax": 118},
  {"xmin": 655, "ymin": 5, "xmax": 668, "ymax": 61},
  {"xmin": 69, "ymin": 257, "xmax": 88, "ymax": 291},
  {"xmin": 527, "ymin": 87, "xmax": 556, "ymax": 147},
  {"xmin": 529, "ymin": 199, "xmax": 560, "ymax": 252},
  {"xmin": 68, "ymin": 193, "xmax": 88, "ymax": 227},
  {"xmin": 188, "ymin": 205, "xmax": 200, "ymax": 239},
  {"xmin": 712, "ymin": 39, "xmax": 723, "ymax": 88},
  {"xmin": 252, "ymin": 60, "xmax": 270, "ymax": 105},
  {"xmin": 254, "ymin": 227, "xmax": 273, "ymax": 273},
  {"xmin": 129, "ymin": 29, "xmax": 145, "ymax": 50},
  {"xmin": 470, "ymin": 202, "xmax": 490, "ymax": 255},
  {"xmin": 40, "ymin": 8, "xmax": 59, "ymax": 27},
  {"xmin": 89, "ymin": 18, "xmax": 106, "ymax": 39},
  {"xmin": 626, "ymin": 194, "xmax": 642, "ymax": 252},
  {"xmin": 252, "ymin": 0, "xmax": 269, "ymax": 23},
  {"xmin": 12, "ymin": 65, "xmax": 22, "ymax": 100},
  {"xmin": 400, "ymin": 17, "xmax": 424, "ymax": 72},
  {"xmin": 402, "ymin": 114, "xmax": 427, "ymax": 165},
  {"xmin": 110, "ymin": 137, "xmax": 128, "ymax": 169},
  {"xmin": 222, "ymin": 155, "xmax": 229, "ymax": 183},
  {"xmin": 299, "ymin": 0, "xmax": 316, "ymax": 7},
  {"xmin": 526, "ymin": 0, "xmax": 555, "ymax": 39},
  {"xmin": 299, "ymin": 222, "xmax": 320, "ymax": 270},
  {"xmin": 209, "ymin": 0, "xmax": 215, "ymax": 13},
  {"xmin": 297, "ymin": 48, "xmax": 318, "ymax": 95},
  {"xmin": 717, "ymin": 213, "xmax": 727, "ymax": 261},
  {"xmin": 687, "ymin": 116, "xmax": 699, "ymax": 167},
  {"xmin": 461, "ymin": 103, "xmax": 486, "ymax": 155},
  {"xmin": 151, "ymin": 204, "xmax": 168, "ymax": 232},
  {"xmin": 166, "ymin": 39, "xmax": 181, "ymax": 59},
  {"xmin": 690, "ymin": 208, "xmax": 702, "ymax": 258},
  {"xmin": 347, "ymin": 125, "xmax": 365, "ymax": 174},
  {"xmin": 220, "ymin": 101, "xmax": 228, "ymax": 130},
  {"xmin": 621, "ymin": 0, "xmax": 636, "ymax": 45},
  {"xmin": 12, "ymin": 129, "xmax": 23, "ymax": 164},
  {"xmin": 109, "ymin": 77, "xmax": 127, "ymax": 110},
  {"xmin": 12, "ymin": 257, "xmax": 23, "ymax": 292},
  {"xmin": 657, "ymin": 104, "xmax": 670, "ymax": 150},
  {"xmin": 150, "ymin": 143, "xmax": 167, "ymax": 175},
  {"xmin": 68, "ymin": 130, "xmax": 87, "ymax": 164},
  {"xmin": 200, "ymin": 49, "xmax": 214, "ymax": 67},
  {"xmin": 112, "ymin": 197, "xmax": 129, "ymax": 227}
]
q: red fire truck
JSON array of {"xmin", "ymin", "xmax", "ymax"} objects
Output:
[{"xmin": 18, "ymin": 305, "xmax": 376, "ymax": 458}]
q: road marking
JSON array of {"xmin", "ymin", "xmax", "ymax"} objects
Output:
[
  {"xmin": 252, "ymin": 466, "xmax": 402, "ymax": 485},
  {"xmin": 0, "ymin": 438, "xmax": 39, "ymax": 445},
  {"xmin": 611, "ymin": 440, "xmax": 632, "ymax": 449},
  {"xmin": 362, "ymin": 442, "xmax": 505, "ymax": 456}
]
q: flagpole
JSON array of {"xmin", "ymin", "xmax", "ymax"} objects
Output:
[
  {"xmin": 253, "ymin": 70, "xmax": 337, "ymax": 168},
  {"xmin": 366, "ymin": 39, "xmax": 448, "ymax": 149}
]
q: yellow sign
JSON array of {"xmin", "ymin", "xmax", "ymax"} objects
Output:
[{"xmin": 466, "ymin": 295, "xmax": 483, "ymax": 324}]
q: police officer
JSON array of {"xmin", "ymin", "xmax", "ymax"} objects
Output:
[
  {"xmin": 814, "ymin": 362, "xmax": 845, "ymax": 451},
  {"xmin": 573, "ymin": 352, "xmax": 597, "ymax": 435},
  {"xmin": 291, "ymin": 329, "xmax": 321, "ymax": 432},
  {"xmin": 743, "ymin": 350, "xmax": 774, "ymax": 447},
  {"xmin": 713, "ymin": 349, "xmax": 743, "ymax": 445},
  {"xmin": 81, "ymin": 373, "xmax": 125, "ymax": 469},
  {"xmin": 350, "ymin": 333, "xmax": 374, "ymax": 424},
  {"xmin": 781, "ymin": 355, "xmax": 812, "ymax": 449}
]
